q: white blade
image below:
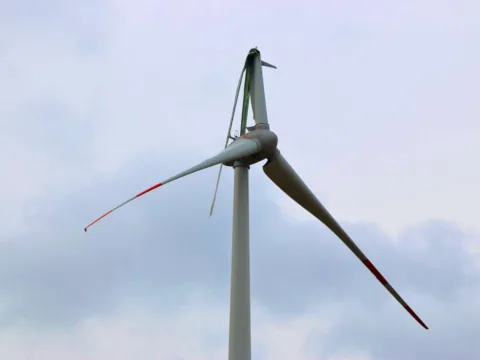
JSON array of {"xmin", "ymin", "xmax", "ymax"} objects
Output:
[
  {"xmin": 263, "ymin": 150, "xmax": 428, "ymax": 330},
  {"xmin": 250, "ymin": 50, "xmax": 269, "ymax": 126},
  {"xmin": 261, "ymin": 60, "xmax": 277, "ymax": 69},
  {"xmin": 209, "ymin": 66, "xmax": 247, "ymax": 217},
  {"xmin": 209, "ymin": 164, "xmax": 224, "ymax": 217},
  {"xmin": 85, "ymin": 138, "xmax": 260, "ymax": 232}
]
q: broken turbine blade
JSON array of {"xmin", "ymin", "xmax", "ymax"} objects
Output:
[
  {"xmin": 250, "ymin": 51, "xmax": 269, "ymax": 127},
  {"xmin": 209, "ymin": 164, "xmax": 224, "ymax": 217},
  {"xmin": 263, "ymin": 150, "xmax": 428, "ymax": 330},
  {"xmin": 209, "ymin": 63, "xmax": 248, "ymax": 217},
  {"xmin": 261, "ymin": 60, "xmax": 277, "ymax": 69},
  {"xmin": 84, "ymin": 138, "xmax": 261, "ymax": 232}
]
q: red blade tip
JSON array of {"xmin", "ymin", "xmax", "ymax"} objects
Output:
[
  {"xmin": 405, "ymin": 305, "xmax": 429, "ymax": 330},
  {"xmin": 363, "ymin": 259, "xmax": 428, "ymax": 330},
  {"xmin": 84, "ymin": 210, "xmax": 113, "ymax": 233},
  {"xmin": 136, "ymin": 182, "xmax": 163, "ymax": 197}
]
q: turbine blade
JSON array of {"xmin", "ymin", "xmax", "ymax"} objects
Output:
[
  {"xmin": 250, "ymin": 51, "xmax": 269, "ymax": 126},
  {"xmin": 263, "ymin": 150, "xmax": 428, "ymax": 330},
  {"xmin": 209, "ymin": 65, "xmax": 247, "ymax": 217},
  {"xmin": 261, "ymin": 60, "xmax": 277, "ymax": 69},
  {"xmin": 85, "ymin": 138, "xmax": 260, "ymax": 232},
  {"xmin": 209, "ymin": 164, "xmax": 224, "ymax": 217}
]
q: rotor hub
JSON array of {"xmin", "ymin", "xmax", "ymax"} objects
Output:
[{"xmin": 223, "ymin": 125, "xmax": 278, "ymax": 167}]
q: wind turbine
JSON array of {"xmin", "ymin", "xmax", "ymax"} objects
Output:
[{"xmin": 85, "ymin": 48, "xmax": 428, "ymax": 360}]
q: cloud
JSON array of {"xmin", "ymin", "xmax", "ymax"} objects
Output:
[
  {"xmin": 2, "ymin": 0, "xmax": 480, "ymax": 358},
  {"xmin": 1, "ymin": 152, "xmax": 479, "ymax": 358}
]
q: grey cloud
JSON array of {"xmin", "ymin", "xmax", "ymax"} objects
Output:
[
  {"xmin": 315, "ymin": 290, "xmax": 480, "ymax": 360},
  {"xmin": 1, "ymin": 153, "xmax": 479, "ymax": 359},
  {"xmin": 252, "ymin": 214, "xmax": 477, "ymax": 314}
]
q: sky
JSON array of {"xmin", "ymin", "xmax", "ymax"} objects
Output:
[{"xmin": 1, "ymin": 0, "xmax": 479, "ymax": 359}]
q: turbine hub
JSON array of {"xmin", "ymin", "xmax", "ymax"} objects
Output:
[{"xmin": 223, "ymin": 124, "xmax": 278, "ymax": 167}]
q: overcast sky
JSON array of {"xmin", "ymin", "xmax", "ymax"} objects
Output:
[{"xmin": 1, "ymin": 0, "xmax": 479, "ymax": 359}]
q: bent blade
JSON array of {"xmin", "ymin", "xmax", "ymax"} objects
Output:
[
  {"xmin": 209, "ymin": 65, "xmax": 247, "ymax": 217},
  {"xmin": 250, "ymin": 51, "xmax": 269, "ymax": 126},
  {"xmin": 85, "ymin": 138, "xmax": 260, "ymax": 232},
  {"xmin": 261, "ymin": 60, "xmax": 277, "ymax": 69},
  {"xmin": 209, "ymin": 164, "xmax": 224, "ymax": 217},
  {"xmin": 263, "ymin": 150, "xmax": 428, "ymax": 329}
]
